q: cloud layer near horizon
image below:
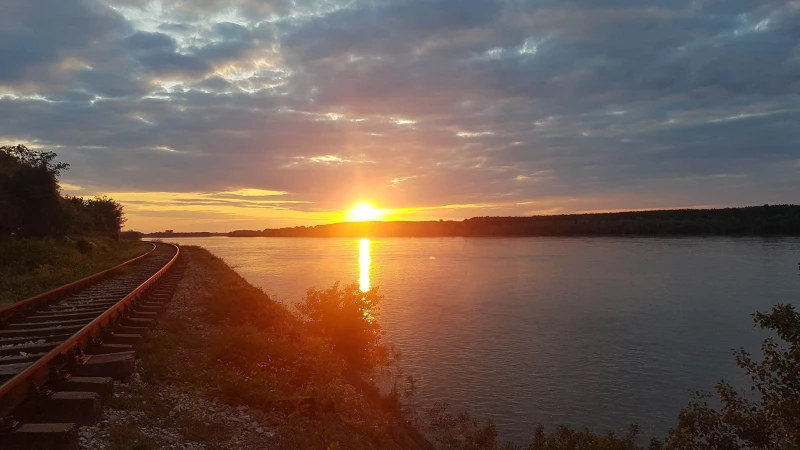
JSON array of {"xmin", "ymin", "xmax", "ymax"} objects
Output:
[{"xmin": 2, "ymin": 0, "xmax": 799, "ymax": 231}]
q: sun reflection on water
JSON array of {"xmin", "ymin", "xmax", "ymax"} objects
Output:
[{"xmin": 359, "ymin": 238, "xmax": 371, "ymax": 292}]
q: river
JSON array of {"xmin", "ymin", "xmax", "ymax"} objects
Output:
[{"xmin": 162, "ymin": 236, "xmax": 800, "ymax": 443}]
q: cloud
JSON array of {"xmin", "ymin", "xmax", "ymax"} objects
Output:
[{"xmin": 1, "ymin": 0, "xmax": 798, "ymax": 231}]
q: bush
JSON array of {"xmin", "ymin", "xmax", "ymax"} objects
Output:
[
  {"xmin": 120, "ymin": 230, "xmax": 144, "ymax": 240},
  {"xmin": 76, "ymin": 238, "xmax": 96, "ymax": 255},
  {"xmin": 417, "ymin": 403, "xmax": 657, "ymax": 450},
  {"xmin": 665, "ymin": 304, "xmax": 800, "ymax": 449},
  {"xmin": 295, "ymin": 281, "xmax": 387, "ymax": 371}
]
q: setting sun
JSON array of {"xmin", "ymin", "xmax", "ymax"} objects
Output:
[{"xmin": 348, "ymin": 203, "xmax": 383, "ymax": 222}]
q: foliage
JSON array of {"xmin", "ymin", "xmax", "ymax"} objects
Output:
[
  {"xmin": 295, "ymin": 281, "xmax": 388, "ymax": 371},
  {"xmin": 526, "ymin": 424, "xmax": 660, "ymax": 450},
  {"xmin": 665, "ymin": 304, "xmax": 800, "ymax": 449},
  {"xmin": 0, "ymin": 144, "xmax": 126, "ymax": 237},
  {"xmin": 0, "ymin": 143, "xmax": 70, "ymax": 178},
  {"xmin": 63, "ymin": 195, "xmax": 127, "ymax": 236},
  {"xmin": 416, "ymin": 403, "xmax": 657, "ymax": 450},
  {"xmin": 76, "ymin": 237, "xmax": 96, "ymax": 255},
  {"xmin": 120, "ymin": 230, "xmax": 145, "ymax": 240},
  {"xmin": 1, "ymin": 145, "xmax": 66, "ymax": 236}
]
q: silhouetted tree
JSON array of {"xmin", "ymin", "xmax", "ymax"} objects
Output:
[
  {"xmin": 1, "ymin": 144, "xmax": 126, "ymax": 238},
  {"xmin": 1, "ymin": 145, "xmax": 68, "ymax": 236}
]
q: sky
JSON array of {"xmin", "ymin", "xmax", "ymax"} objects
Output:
[{"xmin": 1, "ymin": 0, "xmax": 799, "ymax": 232}]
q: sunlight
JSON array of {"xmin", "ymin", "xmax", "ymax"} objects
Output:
[
  {"xmin": 359, "ymin": 238, "xmax": 371, "ymax": 292},
  {"xmin": 348, "ymin": 202, "xmax": 383, "ymax": 221}
]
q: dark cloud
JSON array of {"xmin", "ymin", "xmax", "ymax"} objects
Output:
[
  {"xmin": 1, "ymin": 0, "xmax": 798, "ymax": 230},
  {"xmin": 0, "ymin": 0, "xmax": 129, "ymax": 82}
]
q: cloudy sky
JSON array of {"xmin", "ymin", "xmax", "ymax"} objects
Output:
[{"xmin": 1, "ymin": 0, "xmax": 798, "ymax": 232}]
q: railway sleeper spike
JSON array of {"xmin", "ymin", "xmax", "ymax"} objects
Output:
[
  {"xmin": 0, "ymin": 416, "xmax": 21, "ymax": 433},
  {"xmin": 84, "ymin": 336, "xmax": 103, "ymax": 354},
  {"xmin": 29, "ymin": 380, "xmax": 54, "ymax": 399},
  {"xmin": 66, "ymin": 345, "xmax": 89, "ymax": 367},
  {"xmin": 49, "ymin": 366, "xmax": 72, "ymax": 384}
]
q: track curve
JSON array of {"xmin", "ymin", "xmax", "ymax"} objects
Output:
[{"xmin": 0, "ymin": 242, "xmax": 180, "ymax": 423}]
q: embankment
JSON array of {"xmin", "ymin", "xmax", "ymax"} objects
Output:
[{"xmin": 96, "ymin": 245, "xmax": 431, "ymax": 449}]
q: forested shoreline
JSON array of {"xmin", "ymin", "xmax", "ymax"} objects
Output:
[{"xmin": 161, "ymin": 205, "xmax": 800, "ymax": 238}]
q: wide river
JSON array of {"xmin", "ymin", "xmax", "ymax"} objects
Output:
[{"xmin": 166, "ymin": 236, "xmax": 799, "ymax": 442}]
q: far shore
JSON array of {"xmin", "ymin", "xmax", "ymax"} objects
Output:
[{"xmin": 144, "ymin": 204, "xmax": 800, "ymax": 239}]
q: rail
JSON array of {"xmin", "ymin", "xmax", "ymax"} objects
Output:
[
  {"xmin": 0, "ymin": 243, "xmax": 157, "ymax": 323},
  {"xmin": 0, "ymin": 242, "xmax": 180, "ymax": 418}
]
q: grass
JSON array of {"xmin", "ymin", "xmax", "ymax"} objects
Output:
[{"xmin": 0, "ymin": 236, "xmax": 150, "ymax": 307}]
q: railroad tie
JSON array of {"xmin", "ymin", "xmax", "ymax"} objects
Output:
[{"xmin": 0, "ymin": 243, "xmax": 183, "ymax": 450}]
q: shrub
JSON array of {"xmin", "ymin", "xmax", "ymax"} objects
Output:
[
  {"xmin": 295, "ymin": 281, "xmax": 387, "ymax": 371},
  {"xmin": 417, "ymin": 403, "xmax": 655, "ymax": 450},
  {"xmin": 76, "ymin": 238, "xmax": 96, "ymax": 255},
  {"xmin": 120, "ymin": 230, "xmax": 144, "ymax": 240}
]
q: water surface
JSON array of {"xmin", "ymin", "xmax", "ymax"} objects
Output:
[{"xmin": 166, "ymin": 236, "xmax": 800, "ymax": 442}]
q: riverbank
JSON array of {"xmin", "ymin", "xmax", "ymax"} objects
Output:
[
  {"xmin": 90, "ymin": 245, "xmax": 431, "ymax": 449},
  {"xmin": 0, "ymin": 237, "xmax": 150, "ymax": 307}
]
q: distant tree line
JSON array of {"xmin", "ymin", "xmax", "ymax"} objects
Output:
[
  {"xmin": 145, "ymin": 231, "xmax": 227, "ymax": 238},
  {"xmin": 225, "ymin": 205, "xmax": 800, "ymax": 238},
  {"xmin": 0, "ymin": 144, "xmax": 126, "ymax": 238}
]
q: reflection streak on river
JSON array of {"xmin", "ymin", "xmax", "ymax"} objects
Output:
[{"xmin": 359, "ymin": 238, "xmax": 371, "ymax": 292}]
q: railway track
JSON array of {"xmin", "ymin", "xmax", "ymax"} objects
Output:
[{"xmin": 0, "ymin": 242, "xmax": 181, "ymax": 449}]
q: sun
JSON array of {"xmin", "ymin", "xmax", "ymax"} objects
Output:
[{"xmin": 348, "ymin": 203, "xmax": 383, "ymax": 221}]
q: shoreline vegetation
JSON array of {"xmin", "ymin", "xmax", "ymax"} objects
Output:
[{"xmin": 144, "ymin": 205, "xmax": 800, "ymax": 238}]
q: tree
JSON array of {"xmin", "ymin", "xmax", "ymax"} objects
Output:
[
  {"xmin": 86, "ymin": 196, "xmax": 126, "ymax": 235},
  {"xmin": 0, "ymin": 144, "xmax": 127, "ymax": 237},
  {"xmin": 4, "ymin": 164, "xmax": 65, "ymax": 236},
  {"xmin": 0, "ymin": 145, "xmax": 67, "ymax": 236},
  {"xmin": 665, "ymin": 304, "xmax": 800, "ymax": 449},
  {"xmin": 0, "ymin": 144, "xmax": 69, "ymax": 180}
]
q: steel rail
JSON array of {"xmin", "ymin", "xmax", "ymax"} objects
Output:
[
  {"xmin": 0, "ymin": 243, "xmax": 180, "ymax": 417},
  {"xmin": 0, "ymin": 243, "xmax": 157, "ymax": 323}
]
